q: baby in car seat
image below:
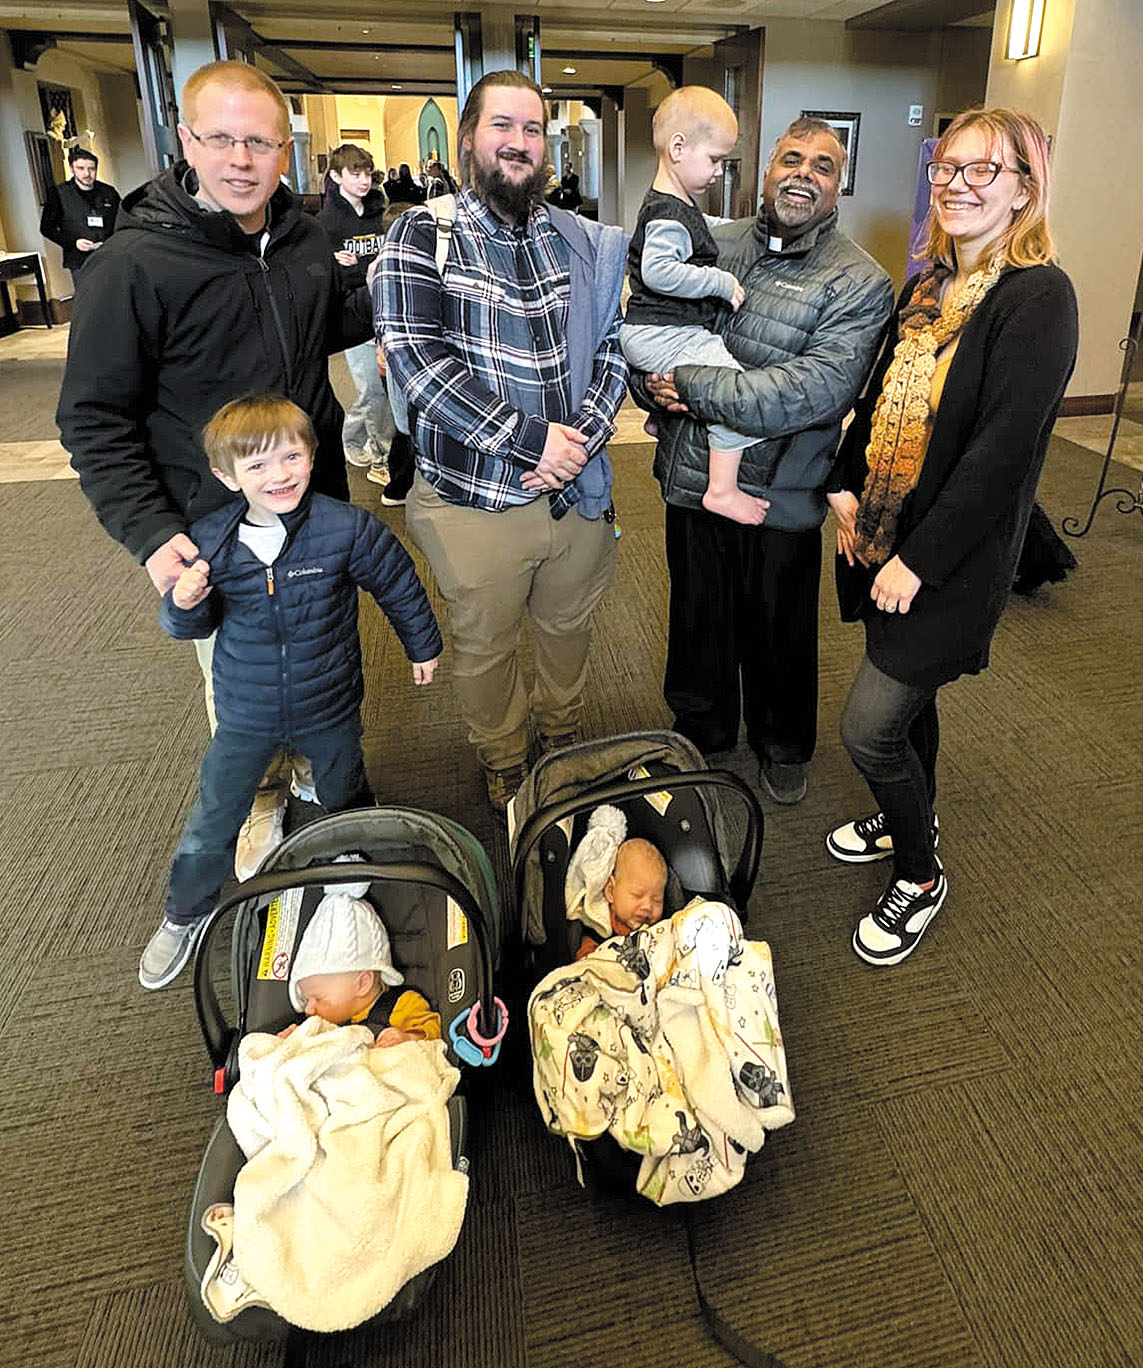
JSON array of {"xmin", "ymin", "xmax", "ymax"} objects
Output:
[
  {"xmin": 283, "ymin": 873, "xmax": 441, "ymax": 1047},
  {"xmin": 567, "ymin": 804, "xmax": 669, "ymax": 961}
]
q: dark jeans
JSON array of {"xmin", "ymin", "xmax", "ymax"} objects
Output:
[
  {"xmin": 166, "ymin": 718, "xmax": 372, "ymax": 925},
  {"xmin": 840, "ymin": 654, "xmax": 940, "ymax": 884},
  {"xmin": 664, "ymin": 503, "xmax": 820, "ymax": 763}
]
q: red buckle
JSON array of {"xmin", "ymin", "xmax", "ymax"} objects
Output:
[{"xmin": 213, "ymin": 1067, "xmax": 227, "ymax": 1094}]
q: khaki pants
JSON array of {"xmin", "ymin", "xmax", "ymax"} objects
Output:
[{"xmin": 407, "ymin": 475, "xmax": 616, "ymax": 769}]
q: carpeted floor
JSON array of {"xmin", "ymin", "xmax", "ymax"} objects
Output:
[{"xmin": 1, "ymin": 344, "xmax": 1141, "ymax": 1368}]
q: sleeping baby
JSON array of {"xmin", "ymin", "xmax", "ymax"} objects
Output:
[{"xmin": 283, "ymin": 872, "xmax": 440, "ymax": 1047}]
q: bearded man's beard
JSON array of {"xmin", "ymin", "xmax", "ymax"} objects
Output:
[{"xmin": 472, "ymin": 153, "xmax": 547, "ymax": 223}]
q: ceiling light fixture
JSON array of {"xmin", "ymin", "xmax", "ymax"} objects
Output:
[
  {"xmin": 562, "ymin": 66, "xmax": 577, "ymax": 74},
  {"xmin": 392, "ymin": 83, "xmax": 403, "ymax": 89},
  {"xmin": 542, "ymin": 85, "xmax": 552, "ymax": 93},
  {"xmin": 1007, "ymin": 0, "xmax": 1045, "ymax": 59}
]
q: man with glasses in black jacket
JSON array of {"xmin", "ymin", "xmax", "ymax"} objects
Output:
[{"xmin": 57, "ymin": 60, "xmax": 374, "ymax": 899}]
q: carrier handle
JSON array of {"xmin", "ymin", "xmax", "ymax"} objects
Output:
[
  {"xmin": 511, "ymin": 768, "xmax": 763, "ymax": 932},
  {"xmin": 193, "ymin": 862, "xmax": 498, "ymax": 1085}
]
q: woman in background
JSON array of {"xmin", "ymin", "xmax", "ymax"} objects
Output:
[{"xmin": 825, "ymin": 107, "xmax": 1077, "ymax": 966}]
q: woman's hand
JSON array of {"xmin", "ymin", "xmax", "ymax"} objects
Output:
[
  {"xmin": 827, "ymin": 490, "xmax": 860, "ymax": 566},
  {"xmin": 334, "ymin": 250, "xmax": 357, "ymax": 267},
  {"xmin": 871, "ymin": 555, "xmax": 922, "ymax": 614}
]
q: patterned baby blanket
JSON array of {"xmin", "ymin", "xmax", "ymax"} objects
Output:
[{"xmin": 528, "ymin": 898, "xmax": 794, "ymax": 1205}]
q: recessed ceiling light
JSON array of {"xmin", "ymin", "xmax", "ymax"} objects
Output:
[
  {"xmin": 542, "ymin": 85, "xmax": 552, "ymax": 93},
  {"xmin": 563, "ymin": 66, "xmax": 577, "ymax": 74},
  {"xmin": 392, "ymin": 83, "xmax": 403, "ymax": 89}
]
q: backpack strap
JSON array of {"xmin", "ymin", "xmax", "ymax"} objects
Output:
[{"xmin": 424, "ymin": 192, "xmax": 456, "ymax": 275}]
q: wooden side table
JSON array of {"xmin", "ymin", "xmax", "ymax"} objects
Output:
[{"xmin": 0, "ymin": 251, "xmax": 53, "ymax": 330}]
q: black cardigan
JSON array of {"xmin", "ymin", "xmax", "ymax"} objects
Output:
[{"xmin": 828, "ymin": 263, "xmax": 1078, "ymax": 687}]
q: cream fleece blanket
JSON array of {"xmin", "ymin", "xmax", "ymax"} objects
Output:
[
  {"xmin": 226, "ymin": 1016, "xmax": 468, "ymax": 1331},
  {"xmin": 529, "ymin": 898, "xmax": 794, "ymax": 1205}
]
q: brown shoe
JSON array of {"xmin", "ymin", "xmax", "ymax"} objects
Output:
[
  {"xmin": 483, "ymin": 760, "xmax": 529, "ymax": 815},
  {"xmin": 538, "ymin": 730, "xmax": 579, "ymax": 757}
]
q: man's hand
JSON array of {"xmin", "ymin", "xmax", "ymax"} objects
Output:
[
  {"xmin": 145, "ymin": 533, "xmax": 200, "ymax": 594},
  {"xmin": 375, "ymin": 344, "xmax": 387, "ymax": 379},
  {"xmin": 827, "ymin": 490, "xmax": 862, "ymax": 566},
  {"xmin": 334, "ymin": 249, "xmax": 357, "ymax": 267},
  {"xmin": 871, "ymin": 555, "xmax": 922, "ymax": 614},
  {"xmin": 645, "ymin": 373, "xmax": 689, "ymax": 414},
  {"xmin": 172, "ymin": 558, "xmax": 212, "ymax": 610},
  {"xmin": 519, "ymin": 423, "xmax": 589, "ymax": 492},
  {"xmin": 412, "ymin": 656, "xmax": 439, "ymax": 685},
  {"xmin": 75, "ymin": 238, "xmax": 96, "ymax": 252},
  {"xmin": 730, "ymin": 278, "xmax": 746, "ymax": 312}
]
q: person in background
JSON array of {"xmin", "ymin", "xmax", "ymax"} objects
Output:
[
  {"xmin": 39, "ymin": 146, "xmax": 120, "ymax": 283},
  {"xmin": 317, "ymin": 143, "xmax": 395, "ymax": 481},
  {"xmin": 825, "ymin": 107, "xmax": 1077, "ymax": 966}
]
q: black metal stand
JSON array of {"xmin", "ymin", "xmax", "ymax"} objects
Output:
[{"xmin": 1064, "ymin": 334, "xmax": 1142, "ymax": 538}]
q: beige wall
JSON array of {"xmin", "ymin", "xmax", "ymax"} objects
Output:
[{"xmin": 987, "ymin": 0, "xmax": 1143, "ymax": 398}]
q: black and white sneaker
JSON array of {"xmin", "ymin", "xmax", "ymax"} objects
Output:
[
  {"xmin": 852, "ymin": 860, "xmax": 947, "ymax": 966},
  {"xmin": 826, "ymin": 810, "xmax": 939, "ymax": 864}
]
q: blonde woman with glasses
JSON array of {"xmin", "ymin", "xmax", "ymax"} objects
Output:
[{"xmin": 823, "ymin": 107, "xmax": 1077, "ymax": 966}]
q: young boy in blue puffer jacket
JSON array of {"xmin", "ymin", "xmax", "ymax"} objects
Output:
[{"xmin": 140, "ymin": 392, "xmax": 442, "ymax": 991}]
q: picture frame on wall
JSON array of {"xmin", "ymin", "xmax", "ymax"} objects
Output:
[{"xmin": 800, "ymin": 110, "xmax": 860, "ymax": 196}]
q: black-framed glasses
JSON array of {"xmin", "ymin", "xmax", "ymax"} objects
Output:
[
  {"xmin": 926, "ymin": 159, "xmax": 1018, "ymax": 188},
  {"xmin": 185, "ymin": 129, "xmax": 287, "ymax": 157}
]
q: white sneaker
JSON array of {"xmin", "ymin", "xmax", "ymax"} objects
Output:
[
  {"xmin": 344, "ymin": 443, "xmax": 372, "ymax": 468},
  {"xmin": 234, "ymin": 788, "xmax": 286, "ymax": 880}
]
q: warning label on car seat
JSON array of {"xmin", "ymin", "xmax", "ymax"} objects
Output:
[
  {"xmin": 446, "ymin": 896, "xmax": 469, "ymax": 950},
  {"xmin": 257, "ymin": 887, "xmax": 304, "ymax": 980}
]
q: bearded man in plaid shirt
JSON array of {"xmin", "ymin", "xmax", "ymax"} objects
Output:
[{"xmin": 378, "ymin": 69, "xmax": 629, "ymax": 816}]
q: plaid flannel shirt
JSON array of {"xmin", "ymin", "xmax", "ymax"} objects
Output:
[{"xmin": 378, "ymin": 189, "xmax": 627, "ymax": 516}]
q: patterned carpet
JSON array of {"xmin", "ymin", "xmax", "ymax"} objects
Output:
[{"xmin": 1, "ymin": 348, "xmax": 1141, "ymax": 1367}]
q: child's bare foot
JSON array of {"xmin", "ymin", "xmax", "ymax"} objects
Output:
[
  {"xmin": 702, "ymin": 487, "xmax": 770, "ymax": 525},
  {"xmin": 643, "ymin": 417, "xmax": 659, "ymax": 439}
]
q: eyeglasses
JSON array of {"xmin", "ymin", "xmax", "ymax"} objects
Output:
[
  {"xmin": 185, "ymin": 129, "xmax": 287, "ymax": 157},
  {"xmin": 926, "ymin": 160, "xmax": 1019, "ymax": 188}
]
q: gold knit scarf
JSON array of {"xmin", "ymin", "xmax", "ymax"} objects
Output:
[{"xmin": 854, "ymin": 258, "xmax": 1004, "ymax": 566}]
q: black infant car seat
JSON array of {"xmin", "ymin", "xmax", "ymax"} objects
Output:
[
  {"xmin": 184, "ymin": 807, "xmax": 505, "ymax": 1346},
  {"xmin": 511, "ymin": 730, "xmax": 763, "ymax": 977}
]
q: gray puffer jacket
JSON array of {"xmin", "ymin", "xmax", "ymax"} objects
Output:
[{"xmin": 651, "ymin": 209, "xmax": 893, "ymax": 532}]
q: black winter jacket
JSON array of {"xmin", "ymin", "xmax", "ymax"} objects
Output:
[
  {"xmin": 317, "ymin": 188, "xmax": 389, "ymax": 290},
  {"xmin": 646, "ymin": 209, "xmax": 894, "ymax": 532},
  {"xmin": 159, "ymin": 489, "xmax": 442, "ymax": 738},
  {"xmin": 39, "ymin": 178, "xmax": 120, "ymax": 270},
  {"xmin": 828, "ymin": 263, "xmax": 1078, "ymax": 687},
  {"xmin": 57, "ymin": 165, "xmax": 373, "ymax": 564}
]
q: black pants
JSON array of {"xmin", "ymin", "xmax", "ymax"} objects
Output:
[
  {"xmin": 386, "ymin": 430, "xmax": 415, "ymax": 497},
  {"xmin": 663, "ymin": 503, "xmax": 820, "ymax": 763},
  {"xmin": 840, "ymin": 654, "xmax": 940, "ymax": 884}
]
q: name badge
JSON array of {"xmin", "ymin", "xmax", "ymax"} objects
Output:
[{"xmin": 87, "ymin": 215, "xmax": 104, "ymax": 228}]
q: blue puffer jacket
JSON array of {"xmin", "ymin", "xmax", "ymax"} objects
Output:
[{"xmin": 160, "ymin": 490, "xmax": 442, "ymax": 739}]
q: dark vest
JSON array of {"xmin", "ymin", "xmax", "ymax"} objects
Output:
[{"xmin": 625, "ymin": 188, "xmax": 723, "ymax": 330}]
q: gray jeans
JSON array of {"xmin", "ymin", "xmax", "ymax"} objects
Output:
[{"xmin": 619, "ymin": 322, "xmax": 752, "ymax": 453}]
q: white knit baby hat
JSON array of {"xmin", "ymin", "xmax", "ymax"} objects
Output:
[
  {"xmin": 564, "ymin": 803, "xmax": 628, "ymax": 937},
  {"xmin": 288, "ymin": 854, "xmax": 404, "ymax": 1010}
]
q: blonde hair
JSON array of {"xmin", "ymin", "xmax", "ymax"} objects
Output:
[
  {"xmin": 181, "ymin": 60, "xmax": 291, "ymax": 140},
  {"xmin": 203, "ymin": 393, "xmax": 315, "ymax": 478},
  {"xmin": 653, "ymin": 87, "xmax": 737, "ymax": 155},
  {"xmin": 613, "ymin": 838, "xmax": 668, "ymax": 887},
  {"xmin": 917, "ymin": 106, "xmax": 1056, "ymax": 270}
]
